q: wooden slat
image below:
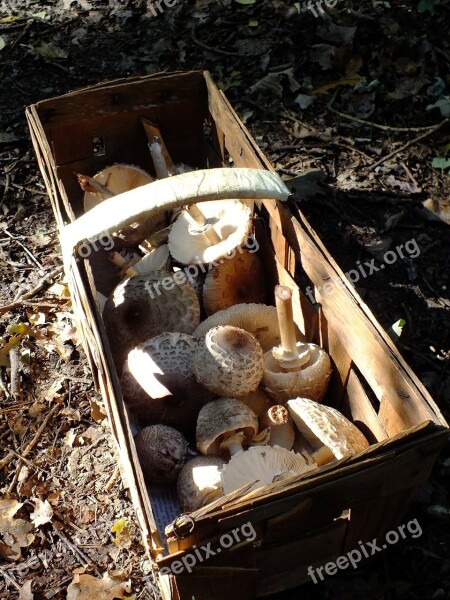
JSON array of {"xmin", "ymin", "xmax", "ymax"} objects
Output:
[
  {"xmin": 342, "ymin": 369, "xmax": 388, "ymax": 443},
  {"xmin": 291, "ymin": 216, "xmax": 447, "ymax": 435}
]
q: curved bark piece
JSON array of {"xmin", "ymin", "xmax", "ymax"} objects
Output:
[{"xmin": 60, "ymin": 168, "xmax": 290, "ymax": 264}]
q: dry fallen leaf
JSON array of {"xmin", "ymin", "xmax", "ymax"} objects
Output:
[
  {"xmin": 19, "ymin": 579, "xmax": 34, "ymax": 600},
  {"xmin": 66, "ymin": 572, "xmax": 131, "ymax": 600},
  {"xmin": 30, "ymin": 498, "xmax": 53, "ymax": 528},
  {"xmin": 0, "ymin": 499, "xmax": 35, "ymax": 560}
]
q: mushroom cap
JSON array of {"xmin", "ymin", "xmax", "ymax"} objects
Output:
[
  {"xmin": 168, "ymin": 200, "xmax": 252, "ymax": 265},
  {"xmin": 221, "ymin": 446, "xmax": 315, "ymax": 495},
  {"xmin": 121, "ymin": 332, "xmax": 214, "ymax": 431},
  {"xmin": 103, "ymin": 271, "xmax": 200, "ymax": 369},
  {"xmin": 194, "ymin": 303, "xmax": 305, "ymax": 352},
  {"xmin": 132, "ymin": 245, "xmax": 171, "ymax": 275},
  {"xmin": 134, "ymin": 424, "xmax": 188, "ymax": 485},
  {"xmin": 263, "ymin": 343, "xmax": 332, "ymax": 403},
  {"xmin": 191, "ymin": 326, "xmax": 264, "ymax": 397},
  {"xmin": 196, "ymin": 398, "xmax": 259, "ymax": 456},
  {"xmin": 203, "ymin": 250, "xmax": 267, "ymax": 315},
  {"xmin": 177, "ymin": 456, "xmax": 225, "ymax": 513},
  {"xmin": 83, "ymin": 164, "xmax": 154, "ymax": 212},
  {"xmin": 83, "ymin": 164, "xmax": 166, "ymax": 241},
  {"xmin": 287, "ymin": 397, "xmax": 370, "ymax": 460},
  {"xmin": 238, "ymin": 387, "xmax": 273, "ymax": 417}
]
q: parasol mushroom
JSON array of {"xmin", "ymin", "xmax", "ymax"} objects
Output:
[
  {"xmin": 134, "ymin": 424, "xmax": 189, "ymax": 485},
  {"xmin": 221, "ymin": 446, "xmax": 316, "ymax": 495},
  {"xmin": 168, "ymin": 200, "xmax": 252, "ymax": 265},
  {"xmin": 287, "ymin": 397, "xmax": 370, "ymax": 462},
  {"xmin": 196, "ymin": 398, "xmax": 259, "ymax": 457},
  {"xmin": 120, "ymin": 332, "xmax": 213, "ymax": 432},
  {"xmin": 194, "ymin": 303, "xmax": 305, "ymax": 352},
  {"xmin": 103, "ymin": 271, "xmax": 200, "ymax": 369},
  {"xmin": 177, "ymin": 456, "xmax": 225, "ymax": 513},
  {"xmin": 262, "ymin": 285, "xmax": 332, "ymax": 402},
  {"xmin": 202, "ymin": 250, "xmax": 267, "ymax": 315},
  {"xmin": 191, "ymin": 326, "xmax": 264, "ymax": 397}
]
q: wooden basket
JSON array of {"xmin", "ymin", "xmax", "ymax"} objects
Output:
[{"xmin": 26, "ymin": 71, "xmax": 449, "ymax": 600}]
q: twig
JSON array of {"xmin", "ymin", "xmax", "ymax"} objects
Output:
[
  {"xmin": 367, "ymin": 119, "xmax": 449, "ymax": 171},
  {"xmin": 4, "ymin": 229, "xmax": 45, "ymax": 273},
  {"xmin": 327, "ymin": 99, "xmax": 445, "ymax": 132},
  {"xmin": 0, "ymin": 404, "xmax": 59, "ymax": 470},
  {"xmin": 52, "ymin": 527, "xmax": 94, "ymax": 569},
  {"xmin": 0, "ymin": 567, "xmax": 20, "ymax": 591},
  {"xmin": 104, "ymin": 466, "xmax": 121, "ymax": 492},
  {"xmin": 9, "ymin": 348, "xmax": 21, "ymax": 400},
  {"xmin": 0, "ymin": 265, "xmax": 63, "ymax": 315},
  {"xmin": 191, "ymin": 33, "xmax": 259, "ymax": 57}
]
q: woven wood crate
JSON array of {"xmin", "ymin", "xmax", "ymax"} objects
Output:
[{"xmin": 26, "ymin": 70, "xmax": 449, "ymax": 600}]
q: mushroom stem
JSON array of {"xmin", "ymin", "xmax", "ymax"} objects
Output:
[
  {"xmin": 76, "ymin": 172, "xmax": 115, "ymax": 198},
  {"xmin": 260, "ymin": 404, "xmax": 289, "ymax": 429},
  {"xmin": 273, "ymin": 285, "xmax": 311, "ymax": 371},
  {"xmin": 311, "ymin": 446, "xmax": 335, "ymax": 466},
  {"xmin": 220, "ymin": 431, "xmax": 246, "ymax": 456},
  {"xmin": 141, "ymin": 118, "xmax": 176, "ymax": 173},
  {"xmin": 149, "ymin": 136, "xmax": 170, "ymax": 179},
  {"xmin": 60, "ymin": 168, "xmax": 291, "ymax": 266},
  {"xmin": 186, "ymin": 204, "xmax": 222, "ymax": 245},
  {"xmin": 107, "ymin": 251, "xmax": 138, "ymax": 277}
]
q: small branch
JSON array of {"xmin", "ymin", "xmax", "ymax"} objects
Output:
[
  {"xmin": 9, "ymin": 348, "xmax": 21, "ymax": 400},
  {"xmin": 0, "ymin": 404, "xmax": 59, "ymax": 470},
  {"xmin": 4, "ymin": 229, "xmax": 45, "ymax": 273},
  {"xmin": 327, "ymin": 97, "xmax": 445, "ymax": 132},
  {"xmin": 0, "ymin": 265, "xmax": 63, "ymax": 315},
  {"xmin": 104, "ymin": 466, "xmax": 121, "ymax": 492},
  {"xmin": 367, "ymin": 119, "xmax": 449, "ymax": 171}
]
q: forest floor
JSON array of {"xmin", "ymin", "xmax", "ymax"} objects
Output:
[{"xmin": 0, "ymin": 1, "xmax": 450, "ymax": 599}]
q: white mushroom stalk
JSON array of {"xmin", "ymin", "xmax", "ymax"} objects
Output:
[
  {"xmin": 263, "ymin": 285, "xmax": 332, "ymax": 402},
  {"xmin": 60, "ymin": 168, "xmax": 290, "ymax": 267},
  {"xmin": 273, "ymin": 285, "xmax": 313, "ymax": 371},
  {"xmin": 260, "ymin": 405, "xmax": 295, "ymax": 450}
]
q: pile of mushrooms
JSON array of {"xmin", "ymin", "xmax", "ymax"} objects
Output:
[{"xmin": 70, "ymin": 121, "xmax": 372, "ymax": 515}]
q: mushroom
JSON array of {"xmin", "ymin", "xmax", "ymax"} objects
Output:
[
  {"xmin": 252, "ymin": 405, "xmax": 295, "ymax": 450},
  {"xmin": 61, "ymin": 168, "xmax": 291, "ymax": 265},
  {"xmin": 287, "ymin": 397, "xmax": 370, "ymax": 462},
  {"xmin": 238, "ymin": 387, "xmax": 273, "ymax": 417},
  {"xmin": 191, "ymin": 326, "xmax": 264, "ymax": 397},
  {"xmin": 177, "ymin": 456, "xmax": 225, "ymax": 513},
  {"xmin": 202, "ymin": 250, "xmax": 267, "ymax": 315},
  {"xmin": 131, "ymin": 245, "xmax": 171, "ymax": 275},
  {"xmin": 134, "ymin": 424, "xmax": 189, "ymax": 485},
  {"xmin": 82, "ymin": 164, "xmax": 153, "ymax": 211},
  {"xmin": 262, "ymin": 285, "xmax": 332, "ymax": 402},
  {"xmin": 103, "ymin": 271, "xmax": 200, "ymax": 369},
  {"xmin": 221, "ymin": 446, "xmax": 316, "ymax": 495},
  {"xmin": 194, "ymin": 303, "xmax": 305, "ymax": 353},
  {"xmin": 196, "ymin": 398, "xmax": 259, "ymax": 457},
  {"xmin": 121, "ymin": 332, "xmax": 213, "ymax": 431},
  {"xmin": 168, "ymin": 200, "xmax": 252, "ymax": 265}
]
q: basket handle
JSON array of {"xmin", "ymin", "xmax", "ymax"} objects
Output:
[{"xmin": 60, "ymin": 168, "xmax": 290, "ymax": 267}]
